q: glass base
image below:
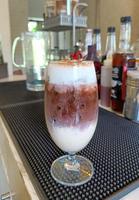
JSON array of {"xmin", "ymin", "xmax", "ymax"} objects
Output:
[
  {"xmin": 26, "ymin": 82, "xmax": 44, "ymax": 91},
  {"xmin": 51, "ymin": 155, "xmax": 94, "ymax": 186}
]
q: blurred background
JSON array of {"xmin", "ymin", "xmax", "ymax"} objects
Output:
[{"xmin": 0, "ymin": 0, "xmax": 139, "ymax": 76}]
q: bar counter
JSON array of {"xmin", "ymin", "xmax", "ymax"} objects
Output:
[{"xmin": 0, "ymin": 76, "xmax": 139, "ymax": 200}]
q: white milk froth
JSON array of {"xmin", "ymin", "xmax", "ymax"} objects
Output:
[
  {"xmin": 47, "ymin": 122, "xmax": 97, "ymax": 153},
  {"xmin": 47, "ymin": 61, "xmax": 96, "ymax": 85}
]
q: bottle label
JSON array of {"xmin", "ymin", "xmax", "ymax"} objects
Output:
[
  {"xmin": 111, "ymin": 66, "xmax": 123, "ymax": 100},
  {"xmin": 136, "ymin": 58, "xmax": 139, "ymax": 70},
  {"xmin": 127, "ymin": 58, "xmax": 136, "ymax": 69}
]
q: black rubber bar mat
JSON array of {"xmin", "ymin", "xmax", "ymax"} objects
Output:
[
  {"xmin": 0, "ymin": 81, "xmax": 43, "ymax": 108},
  {"xmin": 1, "ymin": 102, "xmax": 139, "ymax": 200}
]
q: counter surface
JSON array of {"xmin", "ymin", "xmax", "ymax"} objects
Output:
[{"xmin": 0, "ymin": 77, "xmax": 139, "ymax": 200}]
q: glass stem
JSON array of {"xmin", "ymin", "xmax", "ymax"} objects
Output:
[
  {"xmin": 68, "ymin": 154, "xmax": 76, "ymax": 164},
  {"xmin": 64, "ymin": 154, "xmax": 80, "ymax": 172}
]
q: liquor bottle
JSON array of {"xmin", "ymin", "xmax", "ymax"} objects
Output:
[
  {"xmin": 93, "ymin": 28, "xmax": 102, "ymax": 60},
  {"xmin": 100, "ymin": 59, "xmax": 112, "ymax": 107},
  {"xmin": 100, "ymin": 27, "xmax": 116, "ymax": 107},
  {"xmin": 111, "ymin": 16, "xmax": 135, "ymax": 113},
  {"xmin": 131, "ymin": 38, "xmax": 139, "ymax": 70},
  {"xmin": 102, "ymin": 26, "xmax": 116, "ymax": 62},
  {"xmin": 93, "ymin": 28, "xmax": 102, "ymax": 98},
  {"xmin": 84, "ymin": 29, "xmax": 93, "ymax": 56}
]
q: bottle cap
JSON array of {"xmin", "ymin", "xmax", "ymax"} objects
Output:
[
  {"xmin": 93, "ymin": 28, "xmax": 101, "ymax": 34},
  {"xmin": 107, "ymin": 27, "xmax": 116, "ymax": 33},
  {"xmin": 121, "ymin": 16, "xmax": 131, "ymax": 23}
]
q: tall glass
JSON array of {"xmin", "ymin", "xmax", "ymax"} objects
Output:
[{"xmin": 45, "ymin": 60, "xmax": 98, "ymax": 186}]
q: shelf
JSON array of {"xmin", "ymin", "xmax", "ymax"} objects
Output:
[{"xmin": 44, "ymin": 14, "xmax": 87, "ymax": 32}]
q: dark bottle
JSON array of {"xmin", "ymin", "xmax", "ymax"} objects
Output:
[
  {"xmin": 111, "ymin": 16, "xmax": 135, "ymax": 113},
  {"xmin": 93, "ymin": 28, "xmax": 102, "ymax": 98}
]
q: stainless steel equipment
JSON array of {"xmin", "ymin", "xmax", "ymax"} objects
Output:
[{"xmin": 124, "ymin": 70, "xmax": 139, "ymax": 122}]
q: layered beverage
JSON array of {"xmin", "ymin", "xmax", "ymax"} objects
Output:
[{"xmin": 45, "ymin": 60, "xmax": 98, "ymax": 154}]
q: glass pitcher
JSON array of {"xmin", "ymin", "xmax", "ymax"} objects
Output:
[{"xmin": 12, "ymin": 32, "xmax": 49, "ymax": 91}]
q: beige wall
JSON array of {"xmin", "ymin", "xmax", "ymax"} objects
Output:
[
  {"xmin": 28, "ymin": 0, "xmax": 45, "ymax": 18},
  {"xmin": 0, "ymin": 0, "xmax": 12, "ymax": 76},
  {"xmin": 84, "ymin": 0, "xmax": 97, "ymax": 28},
  {"xmin": 9, "ymin": 0, "xmax": 28, "ymax": 41},
  {"xmin": 0, "ymin": 0, "xmax": 28, "ymax": 75},
  {"xmin": 87, "ymin": 0, "xmax": 139, "ymax": 51},
  {"xmin": 9, "ymin": 0, "xmax": 28, "ymax": 65}
]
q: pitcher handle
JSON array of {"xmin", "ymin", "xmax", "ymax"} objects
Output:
[{"xmin": 12, "ymin": 37, "xmax": 25, "ymax": 68}]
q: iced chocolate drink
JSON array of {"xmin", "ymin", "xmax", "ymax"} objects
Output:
[{"xmin": 45, "ymin": 60, "xmax": 98, "ymax": 186}]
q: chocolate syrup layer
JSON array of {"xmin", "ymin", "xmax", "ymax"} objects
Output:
[{"xmin": 45, "ymin": 83, "xmax": 98, "ymax": 127}]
